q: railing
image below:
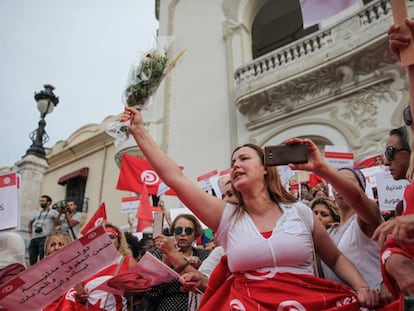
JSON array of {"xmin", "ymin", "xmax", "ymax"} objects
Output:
[
  {"xmin": 52, "ymin": 196, "xmax": 89, "ymax": 213},
  {"xmin": 234, "ymin": 0, "xmax": 395, "ymax": 84},
  {"xmin": 235, "ymin": 30, "xmax": 333, "ymax": 83}
]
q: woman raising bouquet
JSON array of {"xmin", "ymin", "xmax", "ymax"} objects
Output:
[{"xmin": 120, "ymin": 107, "xmax": 380, "ymax": 310}]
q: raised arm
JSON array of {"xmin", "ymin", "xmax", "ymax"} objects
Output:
[
  {"xmin": 121, "ymin": 107, "xmax": 225, "ymax": 231},
  {"xmin": 389, "ymin": 19, "xmax": 414, "ymax": 182},
  {"xmin": 285, "ymin": 138, "xmax": 383, "ymax": 235},
  {"xmin": 388, "ymin": 19, "xmax": 414, "ymax": 131}
]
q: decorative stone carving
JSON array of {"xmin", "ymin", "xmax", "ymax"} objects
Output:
[
  {"xmin": 341, "ymin": 82, "xmax": 396, "ymax": 129},
  {"xmin": 240, "ymin": 40, "xmax": 395, "ymax": 130}
]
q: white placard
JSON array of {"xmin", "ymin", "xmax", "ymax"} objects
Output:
[
  {"xmin": 121, "ymin": 196, "xmax": 140, "ymax": 214},
  {"xmin": 324, "ymin": 151, "xmax": 354, "ymax": 169},
  {"xmin": 209, "ymin": 175, "xmax": 223, "ymax": 199},
  {"xmin": 278, "ymin": 165, "xmax": 294, "ymax": 186},
  {"xmin": 360, "ymin": 166, "xmax": 386, "ymax": 199},
  {"xmin": 375, "ymin": 171, "xmax": 409, "ymax": 211},
  {"xmin": 197, "ymin": 170, "xmax": 218, "ymax": 193},
  {"xmin": 0, "ymin": 172, "xmax": 20, "ymax": 231},
  {"xmin": 157, "ymin": 181, "xmax": 170, "ymax": 197}
]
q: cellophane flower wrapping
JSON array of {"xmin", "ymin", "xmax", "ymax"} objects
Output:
[
  {"xmin": 105, "ymin": 37, "xmax": 184, "ymax": 148},
  {"xmin": 122, "ymin": 47, "xmax": 169, "ymax": 110}
]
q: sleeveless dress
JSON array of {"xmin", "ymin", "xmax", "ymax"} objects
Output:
[
  {"xmin": 322, "ymin": 215, "xmax": 382, "ymax": 290},
  {"xmin": 199, "ymin": 203, "xmax": 365, "ymax": 311}
]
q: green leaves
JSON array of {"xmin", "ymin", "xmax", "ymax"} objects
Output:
[{"xmin": 126, "ymin": 52, "xmax": 168, "ymax": 108}]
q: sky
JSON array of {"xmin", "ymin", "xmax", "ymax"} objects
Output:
[{"xmin": 0, "ymin": 0, "xmax": 159, "ymax": 168}]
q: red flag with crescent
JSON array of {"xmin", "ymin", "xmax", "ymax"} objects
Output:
[
  {"xmin": 80, "ymin": 202, "xmax": 107, "ymax": 236},
  {"xmin": 116, "ymin": 153, "xmax": 178, "ymax": 196}
]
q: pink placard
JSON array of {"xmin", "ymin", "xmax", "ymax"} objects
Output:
[
  {"xmin": 97, "ymin": 252, "xmax": 179, "ymax": 296},
  {"xmin": 0, "ymin": 226, "xmax": 120, "ymax": 310}
]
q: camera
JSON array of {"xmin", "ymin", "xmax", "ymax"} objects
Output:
[
  {"xmin": 34, "ymin": 226, "xmax": 43, "ymax": 234},
  {"xmin": 57, "ymin": 205, "xmax": 69, "ymax": 213}
]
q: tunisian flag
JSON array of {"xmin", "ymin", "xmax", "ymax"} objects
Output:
[
  {"xmin": 136, "ymin": 183, "xmax": 153, "ymax": 232},
  {"xmin": 116, "ymin": 153, "xmax": 177, "ymax": 196},
  {"xmin": 200, "ymin": 256, "xmax": 401, "ymax": 310},
  {"xmin": 80, "ymin": 202, "xmax": 107, "ymax": 236}
]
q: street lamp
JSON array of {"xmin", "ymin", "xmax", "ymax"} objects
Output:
[{"xmin": 25, "ymin": 84, "xmax": 59, "ymax": 158}]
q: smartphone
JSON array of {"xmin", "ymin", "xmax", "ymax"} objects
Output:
[
  {"xmin": 153, "ymin": 212, "xmax": 164, "ymax": 237},
  {"xmin": 264, "ymin": 143, "xmax": 308, "ymax": 166}
]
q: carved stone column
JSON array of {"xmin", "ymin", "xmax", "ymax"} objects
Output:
[{"xmin": 15, "ymin": 154, "xmax": 49, "ymax": 242}]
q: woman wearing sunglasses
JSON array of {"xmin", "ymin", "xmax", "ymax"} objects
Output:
[
  {"xmin": 383, "ymin": 126, "xmax": 411, "ymax": 183},
  {"xmin": 371, "ymin": 20, "xmax": 414, "ymax": 302},
  {"xmin": 170, "ymin": 214, "xmax": 205, "ymax": 265},
  {"xmin": 142, "ymin": 214, "xmax": 208, "ymax": 311}
]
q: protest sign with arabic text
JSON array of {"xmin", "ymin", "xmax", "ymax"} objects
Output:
[{"xmin": 0, "ymin": 226, "xmax": 119, "ymax": 310}]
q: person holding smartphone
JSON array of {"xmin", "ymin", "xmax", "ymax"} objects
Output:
[
  {"xmin": 120, "ymin": 107, "xmax": 380, "ymax": 310},
  {"xmin": 371, "ymin": 20, "xmax": 414, "ymax": 301},
  {"xmin": 285, "ymin": 138, "xmax": 384, "ymax": 292}
]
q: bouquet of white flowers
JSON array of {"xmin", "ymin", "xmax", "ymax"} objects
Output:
[
  {"xmin": 105, "ymin": 38, "xmax": 185, "ymax": 146},
  {"xmin": 123, "ymin": 49, "xmax": 168, "ymax": 109}
]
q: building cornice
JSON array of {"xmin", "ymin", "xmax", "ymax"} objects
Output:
[{"xmin": 46, "ymin": 129, "xmax": 114, "ymax": 172}]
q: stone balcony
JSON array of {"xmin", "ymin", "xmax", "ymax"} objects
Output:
[{"xmin": 234, "ymin": 0, "xmax": 412, "ymax": 131}]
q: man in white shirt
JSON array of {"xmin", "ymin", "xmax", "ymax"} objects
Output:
[
  {"xmin": 28, "ymin": 195, "xmax": 59, "ymax": 265},
  {"xmin": 54, "ymin": 199, "xmax": 81, "ymax": 240}
]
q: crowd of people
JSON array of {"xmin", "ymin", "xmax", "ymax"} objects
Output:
[{"xmin": 1, "ymin": 20, "xmax": 414, "ymax": 311}]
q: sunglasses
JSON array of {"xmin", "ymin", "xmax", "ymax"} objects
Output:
[
  {"xmin": 384, "ymin": 146, "xmax": 409, "ymax": 162},
  {"xmin": 173, "ymin": 226, "xmax": 194, "ymax": 235},
  {"xmin": 403, "ymin": 106, "xmax": 412, "ymax": 126}
]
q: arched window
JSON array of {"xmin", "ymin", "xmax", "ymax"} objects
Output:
[{"xmin": 251, "ymin": 0, "xmax": 318, "ymax": 59}]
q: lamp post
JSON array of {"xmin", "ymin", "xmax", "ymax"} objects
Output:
[{"xmin": 25, "ymin": 84, "xmax": 59, "ymax": 158}]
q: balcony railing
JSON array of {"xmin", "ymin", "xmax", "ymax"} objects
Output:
[
  {"xmin": 234, "ymin": 1, "xmax": 395, "ymax": 85},
  {"xmin": 233, "ymin": 0, "xmax": 410, "ymax": 118},
  {"xmin": 235, "ymin": 29, "xmax": 333, "ymax": 84}
]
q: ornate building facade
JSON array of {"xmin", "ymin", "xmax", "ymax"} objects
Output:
[{"xmin": 3, "ymin": 0, "xmax": 412, "ymax": 236}]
